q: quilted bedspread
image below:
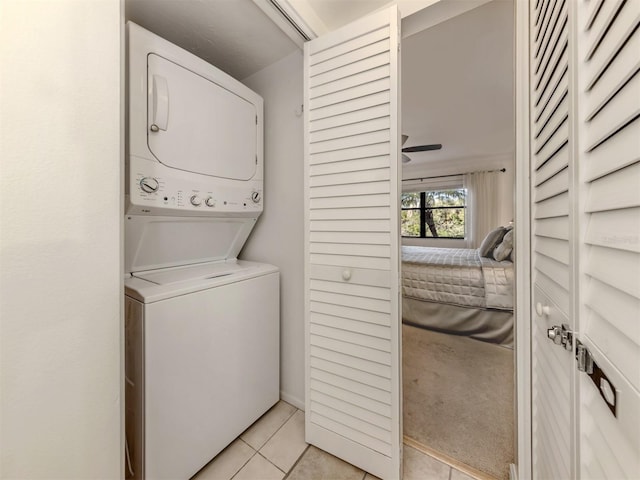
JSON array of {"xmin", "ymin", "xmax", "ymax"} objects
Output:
[{"xmin": 401, "ymin": 246, "xmax": 513, "ymax": 310}]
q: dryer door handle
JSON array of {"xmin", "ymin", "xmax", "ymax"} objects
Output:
[{"xmin": 152, "ymin": 74, "xmax": 169, "ymax": 131}]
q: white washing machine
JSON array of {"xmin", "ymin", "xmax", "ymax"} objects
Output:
[
  {"xmin": 124, "ymin": 23, "xmax": 279, "ymax": 479},
  {"xmin": 125, "ymin": 261, "xmax": 279, "ymax": 479}
]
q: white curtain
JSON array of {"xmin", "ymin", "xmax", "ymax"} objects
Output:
[{"xmin": 464, "ymin": 171, "xmax": 500, "ymax": 248}]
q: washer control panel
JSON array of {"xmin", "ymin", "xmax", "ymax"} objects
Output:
[{"xmin": 129, "ymin": 171, "xmax": 263, "ymax": 216}]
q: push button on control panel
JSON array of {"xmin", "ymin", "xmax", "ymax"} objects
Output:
[{"xmin": 190, "ymin": 195, "xmax": 202, "ymax": 206}]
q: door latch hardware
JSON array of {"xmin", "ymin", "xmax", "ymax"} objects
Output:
[
  {"xmin": 547, "ymin": 323, "xmax": 573, "ymax": 351},
  {"xmin": 575, "ymin": 340, "xmax": 593, "ymax": 373},
  {"xmin": 575, "ymin": 340, "xmax": 617, "ymax": 417}
]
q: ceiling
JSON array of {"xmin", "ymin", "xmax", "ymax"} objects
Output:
[
  {"xmin": 401, "ymin": 0, "xmax": 514, "ymax": 168},
  {"xmin": 298, "ymin": 0, "xmax": 390, "ymax": 31},
  {"xmin": 125, "ymin": 0, "xmax": 298, "ymax": 80}
]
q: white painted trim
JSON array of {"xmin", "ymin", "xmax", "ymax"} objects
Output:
[
  {"xmin": 514, "ymin": 1, "xmax": 532, "ymax": 479},
  {"xmin": 252, "ymin": 0, "xmax": 318, "ymax": 49},
  {"xmin": 302, "ymin": 36, "xmax": 312, "ymax": 443},
  {"xmin": 389, "ymin": 6, "xmax": 403, "ymax": 478},
  {"xmin": 119, "ymin": 0, "xmax": 126, "ymax": 476},
  {"xmin": 280, "ymin": 391, "xmax": 305, "ymax": 411},
  {"xmin": 567, "ymin": 0, "xmax": 581, "ymax": 477}
]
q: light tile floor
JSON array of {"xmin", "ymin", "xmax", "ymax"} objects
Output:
[{"xmin": 192, "ymin": 401, "xmax": 478, "ymax": 480}]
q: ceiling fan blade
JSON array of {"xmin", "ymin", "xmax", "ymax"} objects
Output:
[{"xmin": 402, "ymin": 143, "xmax": 443, "ymax": 153}]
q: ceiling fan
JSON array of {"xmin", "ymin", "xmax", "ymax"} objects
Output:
[{"xmin": 402, "ymin": 134, "xmax": 442, "ymax": 163}]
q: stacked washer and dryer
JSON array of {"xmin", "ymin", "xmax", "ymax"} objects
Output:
[{"xmin": 124, "ymin": 23, "xmax": 279, "ymax": 479}]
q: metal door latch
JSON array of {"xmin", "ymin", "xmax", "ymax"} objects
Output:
[
  {"xmin": 547, "ymin": 323, "xmax": 573, "ymax": 351},
  {"xmin": 576, "ymin": 339, "xmax": 617, "ymax": 417}
]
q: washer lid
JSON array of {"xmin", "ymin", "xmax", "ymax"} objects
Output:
[
  {"xmin": 124, "ymin": 259, "xmax": 279, "ymax": 303},
  {"xmin": 124, "ymin": 214, "xmax": 257, "ymax": 274},
  {"xmin": 132, "ymin": 260, "xmax": 256, "ymax": 285}
]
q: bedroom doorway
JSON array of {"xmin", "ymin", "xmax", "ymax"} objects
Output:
[{"xmin": 399, "ymin": 1, "xmax": 516, "ymax": 479}]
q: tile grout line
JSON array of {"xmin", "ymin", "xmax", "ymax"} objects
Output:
[
  {"xmin": 282, "ymin": 444, "xmax": 311, "ymax": 480},
  {"xmin": 256, "ymin": 451, "xmax": 287, "ymax": 475},
  {"xmin": 251, "ymin": 404, "xmax": 299, "ymax": 452},
  {"xmin": 229, "ymin": 445, "xmax": 259, "ymax": 480}
]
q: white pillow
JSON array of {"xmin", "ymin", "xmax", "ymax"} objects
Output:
[
  {"xmin": 493, "ymin": 229, "xmax": 514, "ymax": 261},
  {"xmin": 479, "ymin": 227, "xmax": 507, "ymax": 257}
]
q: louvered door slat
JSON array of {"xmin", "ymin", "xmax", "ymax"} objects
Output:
[
  {"xmin": 536, "ymin": 0, "xmax": 567, "ymax": 73},
  {"xmin": 309, "ymin": 379, "xmax": 392, "ymax": 417},
  {"xmin": 310, "ymin": 346, "xmax": 391, "ymax": 379},
  {"xmin": 310, "ymin": 117, "xmax": 391, "ymax": 144},
  {"xmin": 311, "ymin": 143, "xmax": 390, "ymax": 165},
  {"xmin": 535, "ymin": 216, "xmax": 570, "ymax": 240},
  {"xmin": 535, "ymin": 47, "xmax": 568, "ymax": 109},
  {"xmin": 535, "ymin": 21, "xmax": 567, "ymax": 89},
  {"xmin": 577, "ymin": 0, "xmax": 640, "ymax": 477},
  {"xmin": 304, "ymin": 7, "xmax": 400, "ymax": 479},
  {"xmin": 310, "ymin": 85, "xmax": 390, "ymax": 116},
  {"xmin": 534, "ymin": 191, "xmax": 570, "ymax": 218},
  {"xmin": 585, "ymin": 208, "xmax": 640, "ymax": 252},
  {"xmin": 585, "ymin": 18, "xmax": 639, "ymax": 117},
  {"xmin": 310, "ymin": 155, "xmax": 390, "ymax": 176},
  {"xmin": 309, "ymin": 356, "xmax": 391, "ymax": 388},
  {"xmin": 310, "ymin": 313, "xmax": 391, "ymax": 339},
  {"xmin": 310, "ymin": 37, "xmax": 389, "ymax": 76},
  {"xmin": 311, "ymin": 104, "xmax": 391, "ymax": 133}
]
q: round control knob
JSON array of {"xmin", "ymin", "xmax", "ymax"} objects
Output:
[
  {"xmin": 140, "ymin": 177, "xmax": 159, "ymax": 194},
  {"xmin": 190, "ymin": 195, "xmax": 202, "ymax": 206},
  {"xmin": 251, "ymin": 191, "xmax": 261, "ymax": 203},
  {"xmin": 205, "ymin": 197, "xmax": 216, "ymax": 207}
]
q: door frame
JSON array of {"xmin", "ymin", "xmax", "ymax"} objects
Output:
[{"xmin": 514, "ymin": 0, "xmax": 532, "ymax": 479}]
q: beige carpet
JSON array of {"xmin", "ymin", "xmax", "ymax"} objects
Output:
[{"xmin": 403, "ymin": 324, "xmax": 514, "ymax": 480}]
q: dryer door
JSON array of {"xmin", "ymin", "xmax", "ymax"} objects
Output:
[{"xmin": 146, "ymin": 54, "xmax": 257, "ymax": 181}]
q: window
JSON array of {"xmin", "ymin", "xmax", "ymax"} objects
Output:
[{"xmin": 401, "ymin": 189, "xmax": 467, "ymax": 238}]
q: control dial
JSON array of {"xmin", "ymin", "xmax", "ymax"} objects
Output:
[
  {"xmin": 140, "ymin": 177, "xmax": 159, "ymax": 194},
  {"xmin": 190, "ymin": 195, "xmax": 202, "ymax": 206},
  {"xmin": 205, "ymin": 197, "xmax": 216, "ymax": 207},
  {"xmin": 251, "ymin": 191, "xmax": 261, "ymax": 203}
]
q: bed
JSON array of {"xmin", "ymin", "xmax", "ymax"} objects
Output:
[{"xmin": 401, "ymin": 245, "xmax": 514, "ymax": 347}]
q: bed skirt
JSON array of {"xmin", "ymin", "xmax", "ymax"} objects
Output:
[{"xmin": 402, "ymin": 297, "xmax": 514, "ymax": 348}]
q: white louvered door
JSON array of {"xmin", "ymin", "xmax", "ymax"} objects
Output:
[
  {"xmin": 529, "ymin": 0, "xmax": 640, "ymax": 477},
  {"xmin": 575, "ymin": 0, "xmax": 640, "ymax": 477},
  {"xmin": 303, "ymin": 6, "xmax": 401, "ymax": 480},
  {"xmin": 530, "ymin": 0, "xmax": 575, "ymax": 477}
]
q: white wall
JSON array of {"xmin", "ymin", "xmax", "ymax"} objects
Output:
[
  {"xmin": 241, "ymin": 51, "xmax": 305, "ymax": 409},
  {"xmin": 0, "ymin": 1, "xmax": 123, "ymax": 477}
]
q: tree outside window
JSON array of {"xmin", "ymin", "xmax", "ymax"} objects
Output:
[{"xmin": 401, "ymin": 189, "xmax": 466, "ymax": 238}]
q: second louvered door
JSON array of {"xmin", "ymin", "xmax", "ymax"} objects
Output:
[
  {"xmin": 529, "ymin": 0, "xmax": 575, "ymax": 477},
  {"xmin": 303, "ymin": 6, "xmax": 401, "ymax": 480},
  {"xmin": 530, "ymin": 0, "xmax": 640, "ymax": 477},
  {"xmin": 575, "ymin": 0, "xmax": 640, "ymax": 477}
]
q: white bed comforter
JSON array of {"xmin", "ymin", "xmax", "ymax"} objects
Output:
[{"xmin": 401, "ymin": 246, "xmax": 513, "ymax": 310}]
